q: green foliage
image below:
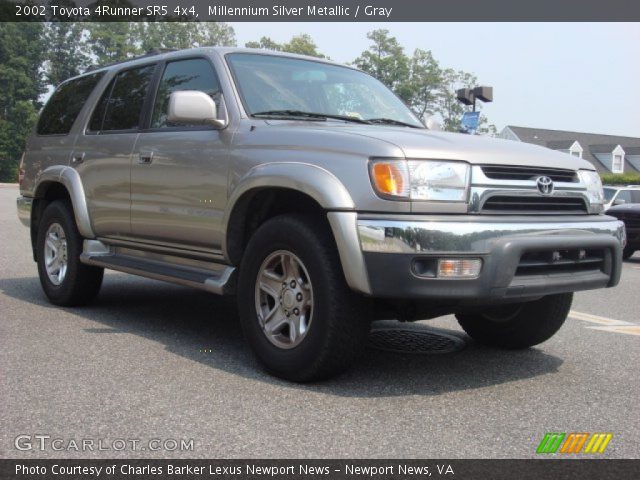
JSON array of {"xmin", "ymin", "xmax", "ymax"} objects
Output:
[
  {"xmin": 85, "ymin": 23, "xmax": 143, "ymax": 64},
  {"xmin": 0, "ymin": 23, "xmax": 46, "ymax": 182},
  {"xmin": 353, "ymin": 29, "xmax": 496, "ymax": 133},
  {"xmin": 44, "ymin": 21, "xmax": 91, "ymax": 87},
  {"xmin": 138, "ymin": 22, "xmax": 236, "ymax": 52},
  {"xmin": 600, "ymin": 173, "xmax": 640, "ymax": 185},
  {"xmin": 245, "ymin": 34, "xmax": 325, "ymax": 58},
  {"xmin": 353, "ymin": 29, "xmax": 410, "ymax": 98}
]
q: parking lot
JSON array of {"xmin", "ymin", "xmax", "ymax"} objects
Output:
[{"xmin": 1, "ymin": 183, "xmax": 638, "ymax": 459}]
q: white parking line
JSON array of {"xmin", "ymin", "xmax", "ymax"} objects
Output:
[
  {"xmin": 568, "ymin": 310, "xmax": 634, "ymax": 326},
  {"xmin": 587, "ymin": 326, "xmax": 640, "ymax": 336},
  {"xmin": 569, "ymin": 310, "xmax": 639, "ymax": 337}
]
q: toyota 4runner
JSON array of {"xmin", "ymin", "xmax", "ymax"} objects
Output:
[{"xmin": 17, "ymin": 48, "xmax": 625, "ymax": 381}]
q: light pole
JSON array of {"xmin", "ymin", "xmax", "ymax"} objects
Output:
[
  {"xmin": 456, "ymin": 86, "xmax": 493, "ymax": 134},
  {"xmin": 456, "ymin": 86, "xmax": 493, "ymax": 112}
]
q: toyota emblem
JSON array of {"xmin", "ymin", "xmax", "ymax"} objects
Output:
[{"xmin": 536, "ymin": 176, "xmax": 554, "ymax": 195}]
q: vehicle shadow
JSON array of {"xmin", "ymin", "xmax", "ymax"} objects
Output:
[{"xmin": 0, "ymin": 274, "xmax": 564, "ymax": 398}]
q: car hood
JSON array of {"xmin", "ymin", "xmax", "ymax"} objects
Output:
[
  {"xmin": 337, "ymin": 125, "xmax": 596, "ymax": 170},
  {"xmin": 263, "ymin": 121, "xmax": 596, "ymax": 171},
  {"xmin": 607, "ymin": 203, "xmax": 640, "ymax": 214}
]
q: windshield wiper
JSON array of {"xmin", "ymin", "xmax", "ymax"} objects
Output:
[
  {"xmin": 366, "ymin": 118, "xmax": 422, "ymax": 128},
  {"xmin": 252, "ymin": 110, "xmax": 369, "ymax": 124}
]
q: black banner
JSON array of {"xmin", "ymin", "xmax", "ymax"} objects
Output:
[
  {"xmin": 2, "ymin": 459, "xmax": 640, "ymax": 480},
  {"xmin": 2, "ymin": 0, "xmax": 640, "ymax": 22}
]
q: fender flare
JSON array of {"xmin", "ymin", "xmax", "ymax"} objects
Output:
[
  {"xmin": 223, "ymin": 162, "xmax": 355, "ymax": 256},
  {"xmin": 223, "ymin": 162, "xmax": 371, "ymax": 294},
  {"xmin": 34, "ymin": 166, "xmax": 95, "ymax": 239}
]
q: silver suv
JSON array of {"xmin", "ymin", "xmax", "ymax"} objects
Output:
[{"xmin": 17, "ymin": 48, "xmax": 625, "ymax": 381}]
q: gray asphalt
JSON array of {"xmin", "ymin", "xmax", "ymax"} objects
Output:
[{"xmin": 1, "ymin": 184, "xmax": 638, "ymax": 459}]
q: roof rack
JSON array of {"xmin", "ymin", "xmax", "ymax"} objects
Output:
[{"xmin": 85, "ymin": 48, "xmax": 179, "ymax": 72}]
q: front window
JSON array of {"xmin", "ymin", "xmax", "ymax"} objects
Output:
[
  {"xmin": 226, "ymin": 53, "xmax": 423, "ymax": 128},
  {"xmin": 603, "ymin": 187, "xmax": 617, "ymax": 203}
]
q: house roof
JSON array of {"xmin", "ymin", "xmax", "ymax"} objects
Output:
[
  {"xmin": 546, "ymin": 140, "xmax": 576, "ymax": 150},
  {"xmin": 505, "ymin": 126, "xmax": 640, "ymax": 173},
  {"xmin": 589, "ymin": 144, "xmax": 624, "ymax": 154},
  {"xmin": 625, "ymin": 146, "xmax": 640, "ymax": 155}
]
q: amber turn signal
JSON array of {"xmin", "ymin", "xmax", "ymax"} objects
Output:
[{"xmin": 371, "ymin": 162, "xmax": 408, "ymax": 198}]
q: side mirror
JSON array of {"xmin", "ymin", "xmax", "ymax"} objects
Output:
[
  {"xmin": 423, "ymin": 115, "xmax": 442, "ymax": 131},
  {"xmin": 613, "ymin": 198, "xmax": 626, "ymax": 206},
  {"xmin": 167, "ymin": 90, "xmax": 226, "ymax": 129}
]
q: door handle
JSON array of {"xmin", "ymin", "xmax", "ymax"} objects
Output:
[
  {"xmin": 71, "ymin": 152, "xmax": 85, "ymax": 164},
  {"xmin": 138, "ymin": 152, "xmax": 154, "ymax": 164}
]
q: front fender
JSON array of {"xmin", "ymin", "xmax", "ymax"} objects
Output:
[
  {"xmin": 227, "ymin": 162, "xmax": 355, "ymax": 214},
  {"xmin": 34, "ymin": 166, "xmax": 95, "ymax": 239},
  {"xmin": 223, "ymin": 162, "xmax": 372, "ymax": 294}
]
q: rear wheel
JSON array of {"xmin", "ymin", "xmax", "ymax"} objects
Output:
[
  {"xmin": 455, "ymin": 293, "xmax": 573, "ymax": 349},
  {"xmin": 237, "ymin": 214, "xmax": 369, "ymax": 382},
  {"xmin": 36, "ymin": 200, "xmax": 104, "ymax": 306},
  {"xmin": 623, "ymin": 246, "xmax": 635, "ymax": 260}
]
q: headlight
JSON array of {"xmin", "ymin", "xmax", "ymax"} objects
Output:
[
  {"xmin": 370, "ymin": 159, "xmax": 470, "ymax": 202},
  {"xmin": 578, "ymin": 170, "xmax": 604, "ymax": 205}
]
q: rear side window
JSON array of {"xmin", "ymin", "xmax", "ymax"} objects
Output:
[
  {"xmin": 89, "ymin": 64, "xmax": 156, "ymax": 132},
  {"xmin": 37, "ymin": 72, "xmax": 104, "ymax": 135},
  {"xmin": 150, "ymin": 58, "xmax": 221, "ymax": 129}
]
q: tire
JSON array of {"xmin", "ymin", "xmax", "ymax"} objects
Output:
[
  {"xmin": 622, "ymin": 247, "xmax": 635, "ymax": 260},
  {"xmin": 36, "ymin": 200, "xmax": 104, "ymax": 306},
  {"xmin": 455, "ymin": 293, "xmax": 573, "ymax": 349},
  {"xmin": 237, "ymin": 214, "xmax": 370, "ymax": 382}
]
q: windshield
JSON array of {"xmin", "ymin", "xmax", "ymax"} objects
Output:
[
  {"xmin": 226, "ymin": 53, "xmax": 423, "ymax": 128},
  {"xmin": 603, "ymin": 188, "xmax": 617, "ymax": 202}
]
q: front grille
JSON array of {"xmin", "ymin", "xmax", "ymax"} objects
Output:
[
  {"xmin": 481, "ymin": 165, "xmax": 578, "ymax": 182},
  {"xmin": 515, "ymin": 249, "xmax": 606, "ymax": 277},
  {"xmin": 481, "ymin": 195, "xmax": 588, "ymax": 214}
]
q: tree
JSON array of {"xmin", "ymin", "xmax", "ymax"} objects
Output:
[
  {"xmin": 245, "ymin": 36, "xmax": 282, "ymax": 51},
  {"xmin": 245, "ymin": 34, "xmax": 325, "ymax": 58},
  {"xmin": 0, "ymin": 23, "xmax": 46, "ymax": 182},
  {"xmin": 85, "ymin": 22, "xmax": 142, "ymax": 65},
  {"xmin": 404, "ymin": 48, "xmax": 442, "ymax": 120},
  {"xmin": 138, "ymin": 22, "xmax": 236, "ymax": 52},
  {"xmin": 43, "ymin": 21, "xmax": 90, "ymax": 87},
  {"xmin": 434, "ymin": 69, "xmax": 476, "ymax": 132},
  {"xmin": 353, "ymin": 29, "xmax": 410, "ymax": 99}
]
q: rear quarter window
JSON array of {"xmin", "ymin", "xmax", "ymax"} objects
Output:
[{"xmin": 37, "ymin": 72, "xmax": 105, "ymax": 135}]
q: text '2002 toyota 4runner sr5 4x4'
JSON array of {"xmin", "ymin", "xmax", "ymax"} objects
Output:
[{"xmin": 17, "ymin": 48, "xmax": 625, "ymax": 381}]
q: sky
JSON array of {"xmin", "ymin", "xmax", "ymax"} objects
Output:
[{"xmin": 229, "ymin": 22, "xmax": 640, "ymax": 137}]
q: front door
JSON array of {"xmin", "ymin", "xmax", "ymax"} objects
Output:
[{"xmin": 130, "ymin": 57, "xmax": 229, "ymax": 251}]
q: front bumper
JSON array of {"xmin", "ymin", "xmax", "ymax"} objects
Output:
[
  {"xmin": 357, "ymin": 214, "xmax": 625, "ymax": 300},
  {"xmin": 16, "ymin": 195, "xmax": 32, "ymax": 227}
]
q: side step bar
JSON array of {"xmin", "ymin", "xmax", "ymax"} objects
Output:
[{"xmin": 80, "ymin": 240, "xmax": 235, "ymax": 295}]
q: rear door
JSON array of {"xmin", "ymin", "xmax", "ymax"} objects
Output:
[
  {"xmin": 74, "ymin": 63, "xmax": 157, "ymax": 237},
  {"xmin": 130, "ymin": 57, "xmax": 229, "ymax": 251},
  {"xmin": 22, "ymin": 72, "xmax": 105, "ymax": 196}
]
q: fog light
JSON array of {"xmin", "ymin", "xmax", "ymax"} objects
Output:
[{"xmin": 437, "ymin": 258, "xmax": 482, "ymax": 278}]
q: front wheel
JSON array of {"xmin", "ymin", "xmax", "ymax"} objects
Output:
[
  {"xmin": 455, "ymin": 293, "xmax": 573, "ymax": 349},
  {"xmin": 237, "ymin": 214, "xmax": 369, "ymax": 382}
]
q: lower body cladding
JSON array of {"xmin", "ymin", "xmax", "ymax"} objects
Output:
[{"xmin": 356, "ymin": 215, "xmax": 625, "ymax": 301}]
